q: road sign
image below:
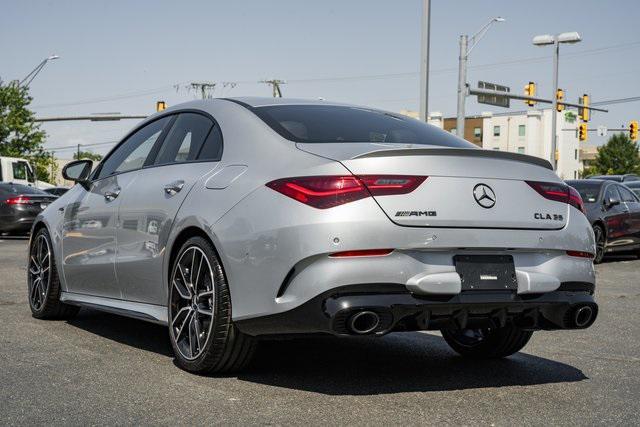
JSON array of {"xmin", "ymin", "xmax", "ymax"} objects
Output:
[
  {"xmin": 597, "ymin": 125, "xmax": 608, "ymax": 137},
  {"xmin": 477, "ymin": 81, "xmax": 510, "ymax": 108}
]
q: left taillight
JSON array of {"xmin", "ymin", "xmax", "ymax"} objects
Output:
[
  {"xmin": 266, "ymin": 175, "xmax": 427, "ymax": 209},
  {"xmin": 526, "ymin": 181, "xmax": 585, "ymax": 214},
  {"xmin": 6, "ymin": 196, "xmax": 30, "ymax": 205}
]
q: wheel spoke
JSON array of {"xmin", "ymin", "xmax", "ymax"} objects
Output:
[
  {"xmin": 40, "ymin": 251, "xmax": 50, "ymax": 266},
  {"xmin": 197, "ymin": 290, "xmax": 213, "ymax": 299},
  {"xmin": 172, "ymin": 279, "xmax": 191, "ymax": 300},
  {"xmin": 189, "ymin": 248, "xmax": 196, "ymax": 287},
  {"xmin": 194, "ymin": 254, "xmax": 204, "ymax": 292},
  {"xmin": 193, "ymin": 316, "xmax": 202, "ymax": 352},
  {"xmin": 173, "ymin": 307, "xmax": 193, "ymax": 341},
  {"xmin": 30, "ymin": 277, "xmax": 41, "ymax": 301},
  {"xmin": 188, "ymin": 317, "xmax": 196, "ymax": 357},
  {"xmin": 196, "ymin": 306, "xmax": 212, "ymax": 317},
  {"xmin": 177, "ymin": 264, "xmax": 189, "ymax": 288}
]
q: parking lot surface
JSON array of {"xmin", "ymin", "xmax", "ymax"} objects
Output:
[{"xmin": 1, "ymin": 237, "xmax": 639, "ymax": 425}]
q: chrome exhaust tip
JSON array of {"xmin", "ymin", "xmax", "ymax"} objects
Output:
[{"xmin": 348, "ymin": 311, "xmax": 380, "ymax": 335}]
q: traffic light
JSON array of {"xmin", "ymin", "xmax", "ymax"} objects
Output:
[
  {"xmin": 556, "ymin": 89, "xmax": 565, "ymax": 112},
  {"xmin": 578, "ymin": 123, "xmax": 588, "ymax": 141},
  {"xmin": 579, "ymin": 94, "xmax": 590, "ymax": 122},
  {"xmin": 524, "ymin": 81, "xmax": 536, "ymax": 107},
  {"xmin": 156, "ymin": 101, "xmax": 167, "ymax": 112},
  {"xmin": 630, "ymin": 120, "xmax": 639, "ymax": 142}
]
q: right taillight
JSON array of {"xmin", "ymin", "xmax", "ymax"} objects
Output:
[
  {"xmin": 526, "ymin": 181, "xmax": 585, "ymax": 213},
  {"xmin": 266, "ymin": 175, "xmax": 427, "ymax": 209}
]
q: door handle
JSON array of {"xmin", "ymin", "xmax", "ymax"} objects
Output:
[
  {"xmin": 104, "ymin": 188, "xmax": 121, "ymax": 201},
  {"xmin": 164, "ymin": 180, "xmax": 185, "ymax": 195}
]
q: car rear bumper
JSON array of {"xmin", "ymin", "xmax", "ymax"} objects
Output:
[
  {"xmin": 235, "ymin": 283, "xmax": 598, "ymax": 337},
  {"xmin": 0, "ymin": 215, "xmax": 35, "ymax": 233}
]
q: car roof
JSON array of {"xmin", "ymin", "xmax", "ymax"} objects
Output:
[
  {"xmin": 226, "ymin": 97, "xmax": 354, "ymax": 108},
  {"xmin": 566, "ymin": 179, "xmax": 606, "ymax": 186}
]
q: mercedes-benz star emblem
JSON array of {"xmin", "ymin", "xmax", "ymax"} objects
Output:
[{"xmin": 473, "ymin": 183, "xmax": 496, "ymax": 209}]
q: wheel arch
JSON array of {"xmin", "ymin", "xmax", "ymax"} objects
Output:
[{"xmin": 592, "ymin": 219, "xmax": 607, "ymax": 240}]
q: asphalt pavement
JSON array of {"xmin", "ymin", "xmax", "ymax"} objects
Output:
[{"xmin": 1, "ymin": 237, "xmax": 638, "ymax": 425}]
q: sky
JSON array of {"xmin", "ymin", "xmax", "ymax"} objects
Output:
[{"xmin": 2, "ymin": 0, "xmax": 639, "ymax": 158}]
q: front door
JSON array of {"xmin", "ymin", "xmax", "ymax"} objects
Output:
[
  {"xmin": 603, "ymin": 185, "xmax": 630, "ymax": 250},
  {"xmin": 61, "ymin": 115, "xmax": 173, "ymax": 298},
  {"xmin": 115, "ymin": 112, "xmax": 223, "ymax": 305}
]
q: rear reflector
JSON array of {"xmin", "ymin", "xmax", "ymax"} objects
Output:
[
  {"xmin": 6, "ymin": 196, "xmax": 30, "ymax": 205},
  {"xmin": 329, "ymin": 249, "xmax": 394, "ymax": 258},
  {"xmin": 526, "ymin": 181, "xmax": 585, "ymax": 213},
  {"xmin": 266, "ymin": 175, "xmax": 427, "ymax": 209},
  {"xmin": 566, "ymin": 250, "xmax": 594, "ymax": 259}
]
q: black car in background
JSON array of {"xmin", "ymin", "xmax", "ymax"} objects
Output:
[
  {"xmin": 588, "ymin": 174, "xmax": 640, "ymax": 182},
  {"xmin": 44, "ymin": 187, "xmax": 70, "ymax": 197},
  {"xmin": 566, "ymin": 179, "xmax": 640, "ymax": 263},
  {"xmin": 0, "ymin": 183, "xmax": 57, "ymax": 235}
]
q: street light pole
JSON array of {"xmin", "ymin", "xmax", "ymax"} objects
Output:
[
  {"xmin": 419, "ymin": 0, "xmax": 431, "ymax": 122},
  {"xmin": 533, "ymin": 32, "xmax": 581, "ymax": 170},
  {"xmin": 20, "ymin": 55, "xmax": 60, "ymax": 87},
  {"xmin": 456, "ymin": 34, "xmax": 468, "ymax": 138},
  {"xmin": 456, "ymin": 17, "xmax": 505, "ymax": 139}
]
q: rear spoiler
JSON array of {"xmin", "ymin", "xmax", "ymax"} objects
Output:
[{"xmin": 353, "ymin": 148, "xmax": 553, "ymax": 170}]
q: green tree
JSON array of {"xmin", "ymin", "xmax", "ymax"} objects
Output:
[
  {"xmin": 587, "ymin": 133, "xmax": 640, "ymax": 176},
  {"xmin": 74, "ymin": 150, "xmax": 103, "ymax": 162},
  {"xmin": 0, "ymin": 79, "xmax": 54, "ymax": 182}
]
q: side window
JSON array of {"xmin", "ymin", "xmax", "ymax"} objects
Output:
[
  {"xmin": 618, "ymin": 186, "xmax": 638, "ymax": 203},
  {"xmin": 154, "ymin": 113, "xmax": 213, "ymax": 165},
  {"xmin": 12, "ymin": 161, "xmax": 28, "ymax": 180},
  {"xmin": 97, "ymin": 116, "xmax": 171, "ymax": 179},
  {"xmin": 198, "ymin": 125, "xmax": 223, "ymax": 161},
  {"xmin": 605, "ymin": 186, "xmax": 621, "ymax": 203}
]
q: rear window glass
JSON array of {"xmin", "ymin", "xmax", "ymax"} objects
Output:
[
  {"xmin": 252, "ymin": 105, "xmax": 476, "ymax": 148},
  {"xmin": 567, "ymin": 181, "xmax": 601, "ymax": 203},
  {"xmin": 0, "ymin": 183, "xmax": 49, "ymax": 196}
]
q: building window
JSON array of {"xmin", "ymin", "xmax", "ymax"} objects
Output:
[
  {"xmin": 575, "ymin": 149, "xmax": 578, "ymax": 160},
  {"xmin": 518, "ymin": 125, "xmax": 526, "ymax": 137},
  {"xmin": 493, "ymin": 126, "xmax": 500, "ymax": 137},
  {"xmin": 517, "ymin": 147, "xmax": 525, "ymax": 154},
  {"xmin": 473, "ymin": 127, "xmax": 482, "ymax": 139}
]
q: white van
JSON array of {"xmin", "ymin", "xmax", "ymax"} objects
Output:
[{"xmin": 0, "ymin": 156, "xmax": 53, "ymax": 189}]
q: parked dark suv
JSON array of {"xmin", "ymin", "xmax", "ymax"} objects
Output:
[{"xmin": 566, "ymin": 179, "xmax": 640, "ymax": 263}]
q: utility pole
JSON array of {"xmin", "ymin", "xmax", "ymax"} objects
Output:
[
  {"xmin": 77, "ymin": 144, "xmax": 80, "ymax": 160},
  {"xmin": 190, "ymin": 82, "xmax": 217, "ymax": 99},
  {"xmin": 419, "ymin": 0, "xmax": 431, "ymax": 122},
  {"xmin": 261, "ymin": 79, "xmax": 285, "ymax": 97},
  {"xmin": 50, "ymin": 151, "xmax": 55, "ymax": 184}
]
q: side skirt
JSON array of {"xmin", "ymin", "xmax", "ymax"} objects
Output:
[{"xmin": 60, "ymin": 292, "xmax": 168, "ymax": 325}]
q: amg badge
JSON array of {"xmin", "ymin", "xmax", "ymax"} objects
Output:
[{"xmin": 395, "ymin": 211, "xmax": 437, "ymax": 217}]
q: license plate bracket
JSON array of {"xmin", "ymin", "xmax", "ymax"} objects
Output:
[{"xmin": 454, "ymin": 255, "xmax": 518, "ymax": 291}]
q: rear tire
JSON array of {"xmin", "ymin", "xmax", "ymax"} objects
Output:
[
  {"xmin": 441, "ymin": 323, "xmax": 533, "ymax": 359},
  {"xmin": 168, "ymin": 236, "xmax": 256, "ymax": 374},
  {"xmin": 593, "ymin": 224, "xmax": 605, "ymax": 264},
  {"xmin": 28, "ymin": 228, "xmax": 80, "ymax": 320}
]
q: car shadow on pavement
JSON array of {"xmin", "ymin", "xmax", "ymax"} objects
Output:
[
  {"xmin": 67, "ymin": 308, "xmax": 173, "ymax": 357},
  {"xmin": 239, "ymin": 332, "xmax": 588, "ymax": 395}
]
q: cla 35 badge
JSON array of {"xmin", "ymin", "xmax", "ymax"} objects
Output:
[{"xmin": 473, "ymin": 183, "xmax": 496, "ymax": 208}]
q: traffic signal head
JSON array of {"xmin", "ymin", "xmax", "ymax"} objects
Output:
[
  {"xmin": 630, "ymin": 120, "xmax": 639, "ymax": 142},
  {"xmin": 578, "ymin": 123, "xmax": 588, "ymax": 141},
  {"xmin": 579, "ymin": 94, "xmax": 590, "ymax": 122},
  {"xmin": 556, "ymin": 89, "xmax": 565, "ymax": 112},
  {"xmin": 524, "ymin": 81, "xmax": 536, "ymax": 107},
  {"xmin": 156, "ymin": 101, "xmax": 167, "ymax": 112}
]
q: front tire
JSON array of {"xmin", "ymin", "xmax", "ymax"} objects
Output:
[
  {"xmin": 593, "ymin": 224, "xmax": 606, "ymax": 264},
  {"xmin": 28, "ymin": 228, "xmax": 79, "ymax": 319},
  {"xmin": 441, "ymin": 324, "xmax": 533, "ymax": 359},
  {"xmin": 168, "ymin": 236, "xmax": 255, "ymax": 374}
]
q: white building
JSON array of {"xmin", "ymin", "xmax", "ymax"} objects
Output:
[{"xmin": 481, "ymin": 110, "xmax": 582, "ymax": 180}]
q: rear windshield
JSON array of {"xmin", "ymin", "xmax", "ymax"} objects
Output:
[
  {"xmin": 589, "ymin": 175, "xmax": 621, "ymax": 182},
  {"xmin": 567, "ymin": 181, "xmax": 601, "ymax": 203},
  {"xmin": 0, "ymin": 183, "xmax": 49, "ymax": 196},
  {"xmin": 252, "ymin": 105, "xmax": 476, "ymax": 148}
]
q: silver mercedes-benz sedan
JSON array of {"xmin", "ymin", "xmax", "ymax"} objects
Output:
[{"xmin": 28, "ymin": 97, "xmax": 598, "ymax": 373}]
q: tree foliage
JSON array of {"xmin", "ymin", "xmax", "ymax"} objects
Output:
[
  {"xmin": 584, "ymin": 133, "xmax": 640, "ymax": 176},
  {"xmin": 0, "ymin": 79, "xmax": 54, "ymax": 181},
  {"xmin": 74, "ymin": 150, "xmax": 103, "ymax": 161}
]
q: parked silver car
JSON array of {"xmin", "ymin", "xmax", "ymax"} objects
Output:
[{"xmin": 28, "ymin": 98, "xmax": 598, "ymax": 374}]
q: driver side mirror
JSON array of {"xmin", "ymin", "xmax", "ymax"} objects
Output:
[
  {"xmin": 605, "ymin": 196, "xmax": 620, "ymax": 209},
  {"xmin": 62, "ymin": 160, "xmax": 93, "ymax": 189}
]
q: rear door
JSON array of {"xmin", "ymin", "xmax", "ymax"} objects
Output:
[
  {"xmin": 115, "ymin": 112, "xmax": 223, "ymax": 305},
  {"xmin": 618, "ymin": 184, "xmax": 640, "ymax": 247}
]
